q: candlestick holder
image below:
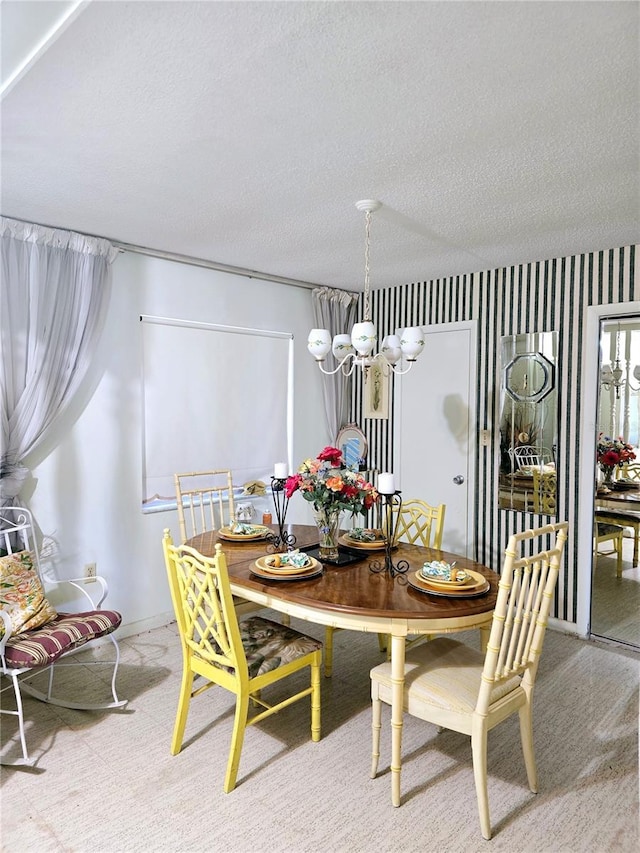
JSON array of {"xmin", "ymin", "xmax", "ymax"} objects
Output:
[
  {"xmin": 266, "ymin": 476, "xmax": 297, "ymax": 552},
  {"xmin": 369, "ymin": 491, "xmax": 409, "ymax": 579}
]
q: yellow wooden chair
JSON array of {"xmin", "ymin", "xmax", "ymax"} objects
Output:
[
  {"xmin": 532, "ymin": 468, "xmax": 557, "ymax": 515},
  {"xmin": 594, "ymin": 519, "xmax": 624, "ymax": 578},
  {"xmin": 370, "ymin": 520, "xmax": 568, "ymax": 840},
  {"xmin": 174, "ymin": 469, "xmax": 264, "ymax": 619},
  {"xmin": 391, "ymin": 498, "xmax": 446, "ymax": 548},
  {"xmin": 323, "ymin": 499, "xmax": 446, "ymax": 677},
  {"xmin": 162, "ymin": 530, "xmax": 322, "ymax": 793},
  {"xmin": 174, "ymin": 469, "xmax": 237, "ymax": 541}
]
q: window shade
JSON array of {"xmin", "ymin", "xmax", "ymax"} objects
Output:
[{"xmin": 141, "ymin": 316, "xmax": 293, "ymax": 505}]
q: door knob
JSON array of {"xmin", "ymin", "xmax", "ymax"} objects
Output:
[{"xmin": 453, "ymin": 475, "xmax": 465, "ymax": 485}]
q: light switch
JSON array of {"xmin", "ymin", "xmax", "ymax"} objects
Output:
[{"xmin": 480, "ymin": 430, "xmax": 491, "ymax": 447}]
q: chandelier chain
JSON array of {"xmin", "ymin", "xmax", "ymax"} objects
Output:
[{"xmin": 363, "ymin": 210, "xmax": 372, "ymax": 321}]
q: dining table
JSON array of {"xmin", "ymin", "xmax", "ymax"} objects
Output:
[
  {"xmin": 185, "ymin": 523, "xmax": 500, "ymax": 806},
  {"xmin": 596, "ymin": 485, "xmax": 640, "ymax": 566}
]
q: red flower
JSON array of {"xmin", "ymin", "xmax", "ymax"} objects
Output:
[
  {"xmin": 284, "ymin": 474, "xmax": 302, "ymax": 499},
  {"xmin": 317, "ymin": 446, "xmax": 343, "ymax": 465},
  {"xmin": 342, "ymin": 484, "xmax": 359, "ymax": 499},
  {"xmin": 600, "ymin": 450, "xmax": 622, "ymax": 467}
]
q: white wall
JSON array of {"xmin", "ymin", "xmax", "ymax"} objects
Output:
[{"xmin": 26, "ymin": 251, "xmax": 329, "ymax": 636}]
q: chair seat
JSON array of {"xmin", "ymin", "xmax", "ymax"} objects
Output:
[
  {"xmin": 238, "ymin": 617, "xmax": 322, "ymax": 678},
  {"xmin": 371, "ymin": 637, "xmax": 522, "ymax": 713},
  {"xmin": 2, "ymin": 610, "xmax": 122, "ymax": 669}
]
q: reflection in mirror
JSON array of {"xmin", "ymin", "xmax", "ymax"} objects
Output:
[
  {"xmin": 592, "ymin": 316, "xmax": 640, "ymax": 649},
  {"xmin": 498, "ymin": 332, "xmax": 558, "ymax": 513}
]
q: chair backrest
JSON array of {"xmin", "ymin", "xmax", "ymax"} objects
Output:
[
  {"xmin": 513, "ymin": 445, "xmax": 553, "ymax": 469},
  {"xmin": 162, "ymin": 529, "xmax": 245, "ymax": 674},
  {"xmin": 174, "ymin": 470, "xmax": 236, "ymax": 542},
  {"xmin": 532, "ymin": 468, "xmax": 557, "ymax": 514},
  {"xmin": 620, "ymin": 463, "xmax": 640, "ymax": 481},
  {"xmin": 0, "ymin": 507, "xmax": 42, "ymax": 574},
  {"xmin": 391, "ymin": 499, "xmax": 446, "ymax": 548},
  {"xmin": 477, "ymin": 521, "xmax": 568, "ymax": 716}
]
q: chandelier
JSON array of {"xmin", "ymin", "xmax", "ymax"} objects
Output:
[
  {"xmin": 600, "ymin": 324, "xmax": 640, "ymax": 399},
  {"xmin": 307, "ymin": 200, "xmax": 425, "ymax": 376}
]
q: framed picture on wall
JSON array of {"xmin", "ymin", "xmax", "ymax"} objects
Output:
[{"xmin": 364, "ymin": 363, "xmax": 389, "ymax": 419}]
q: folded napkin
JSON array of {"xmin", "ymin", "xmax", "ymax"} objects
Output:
[
  {"xmin": 421, "ymin": 560, "xmax": 468, "ymax": 583},
  {"xmin": 228, "ymin": 521, "xmax": 260, "ymax": 535},
  {"xmin": 349, "ymin": 527, "xmax": 380, "ymax": 542},
  {"xmin": 271, "ymin": 549, "xmax": 310, "ymax": 568}
]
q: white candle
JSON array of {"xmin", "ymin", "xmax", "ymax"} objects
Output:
[
  {"xmin": 274, "ymin": 462, "xmax": 288, "ymax": 479},
  {"xmin": 378, "ymin": 472, "xmax": 395, "ymax": 494}
]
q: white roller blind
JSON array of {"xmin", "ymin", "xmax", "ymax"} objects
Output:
[{"xmin": 141, "ymin": 316, "xmax": 293, "ymax": 505}]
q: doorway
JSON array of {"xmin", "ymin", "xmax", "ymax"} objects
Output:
[
  {"xmin": 394, "ymin": 320, "xmax": 476, "ymax": 555},
  {"xmin": 579, "ymin": 302, "xmax": 640, "ymax": 650}
]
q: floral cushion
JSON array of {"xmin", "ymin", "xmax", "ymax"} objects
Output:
[
  {"xmin": 2, "ymin": 610, "xmax": 122, "ymax": 669},
  {"xmin": 0, "ymin": 550, "xmax": 58, "ymax": 638},
  {"xmin": 239, "ymin": 617, "xmax": 322, "ymax": 679}
]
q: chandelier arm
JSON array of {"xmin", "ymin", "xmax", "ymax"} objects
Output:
[{"xmin": 316, "ymin": 353, "xmax": 356, "ymax": 376}]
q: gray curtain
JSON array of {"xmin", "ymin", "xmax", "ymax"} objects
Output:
[
  {"xmin": 0, "ymin": 217, "xmax": 117, "ymax": 508},
  {"xmin": 311, "ymin": 286, "xmax": 360, "ymax": 442}
]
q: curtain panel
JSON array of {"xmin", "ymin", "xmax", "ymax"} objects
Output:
[
  {"xmin": 0, "ymin": 217, "xmax": 117, "ymax": 507},
  {"xmin": 311, "ymin": 286, "xmax": 360, "ymax": 442}
]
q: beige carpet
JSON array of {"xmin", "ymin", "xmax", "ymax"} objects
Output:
[{"xmin": 1, "ymin": 617, "xmax": 639, "ymax": 853}]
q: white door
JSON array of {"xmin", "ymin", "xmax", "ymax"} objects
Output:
[{"xmin": 395, "ymin": 321, "xmax": 476, "ymax": 555}]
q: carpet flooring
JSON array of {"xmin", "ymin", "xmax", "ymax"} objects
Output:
[{"xmin": 1, "ymin": 617, "xmax": 639, "ymax": 853}]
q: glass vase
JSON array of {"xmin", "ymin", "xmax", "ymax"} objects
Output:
[
  {"xmin": 601, "ymin": 465, "xmax": 615, "ymax": 486},
  {"xmin": 313, "ymin": 507, "xmax": 342, "ymax": 562}
]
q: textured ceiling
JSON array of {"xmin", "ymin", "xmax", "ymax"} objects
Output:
[{"xmin": 1, "ymin": 0, "xmax": 638, "ymax": 291}]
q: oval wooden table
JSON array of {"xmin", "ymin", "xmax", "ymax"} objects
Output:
[{"xmin": 186, "ymin": 524, "xmax": 500, "ymax": 806}]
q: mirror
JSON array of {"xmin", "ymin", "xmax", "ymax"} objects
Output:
[
  {"xmin": 592, "ymin": 316, "xmax": 640, "ymax": 649},
  {"xmin": 336, "ymin": 423, "xmax": 368, "ymax": 470},
  {"xmin": 498, "ymin": 332, "xmax": 558, "ymax": 513}
]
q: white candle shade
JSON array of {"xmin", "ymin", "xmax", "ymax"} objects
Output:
[
  {"xmin": 307, "ymin": 329, "xmax": 331, "ymax": 361},
  {"xmin": 274, "ymin": 462, "xmax": 288, "ymax": 479},
  {"xmin": 378, "ymin": 472, "xmax": 395, "ymax": 494}
]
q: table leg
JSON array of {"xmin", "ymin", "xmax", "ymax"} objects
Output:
[
  {"xmin": 634, "ymin": 526, "xmax": 639, "ymax": 567},
  {"xmin": 390, "ymin": 632, "xmax": 406, "ymax": 807}
]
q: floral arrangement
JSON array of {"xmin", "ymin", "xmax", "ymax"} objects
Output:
[
  {"xmin": 596, "ymin": 433, "xmax": 636, "ymax": 475},
  {"xmin": 285, "ymin": 446, "xmax": 378, "ymax": 517}
]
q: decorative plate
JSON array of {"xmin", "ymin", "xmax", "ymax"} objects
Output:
[
  {"xmin": 408, "ymin": 569, "xmax": 490, "ymax": 598},
  {"xmin": 251, "ymin": 555, "xmax": 322, "ymax": 581},
  {"xmin": 421, "ymin": 560, "xmax": 470, "ymax": 587},
  {"xmin": 218, "ymin": 525, "xmax": 269, "ymax": 541},
  {"xmin": 339, "ymin": 529, "xmax": 387, "ymax": 551}
]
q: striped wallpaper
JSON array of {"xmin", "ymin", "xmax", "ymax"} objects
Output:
[{"xmin": 351, "ymin": 244, "xmax": 638, "ymax": 625}]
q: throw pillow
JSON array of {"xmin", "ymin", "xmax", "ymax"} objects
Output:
[{"xmin": 0, "ymin": 550, "xmax": 57, "ymax": 638}]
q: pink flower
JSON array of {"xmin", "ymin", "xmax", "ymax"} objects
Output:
[{"xmin": 284, "ymin": 474, "xmax": 302, "ymax": 499}]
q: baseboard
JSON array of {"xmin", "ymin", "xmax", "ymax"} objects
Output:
[
  {"xmin": 115, "ymin": 611, "xmax": 176, "ymax": 640},
  {"xmin": 549, "ymin": 615, "xmax": 583, "ymax": 638}
]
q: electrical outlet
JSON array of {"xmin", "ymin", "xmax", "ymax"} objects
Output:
[{"xmin": 85, "ymin": 562, "xmax": 97, "ymax": 582}]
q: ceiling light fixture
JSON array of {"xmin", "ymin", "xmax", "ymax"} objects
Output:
[
  {"xmin": 307, "ymin": 200, "xmax": 425, "ymax": 376},
  {"xmin": 600, "ymin": 324, "xmax": 640, "ymax": 399}
]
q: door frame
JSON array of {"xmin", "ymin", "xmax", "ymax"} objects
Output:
[
  {"xmin": 394, "ymin": 319, "xmax": 477, "ymax": 556},
  {"xmin": 578, "ymin": 301, "xmax": 640, "ymax": 638}
]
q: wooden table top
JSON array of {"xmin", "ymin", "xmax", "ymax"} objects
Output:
[{"xmin": 185, "ymin": 524, "xmax": 499, "ymax": 622}]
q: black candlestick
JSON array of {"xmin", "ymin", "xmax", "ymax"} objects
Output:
[
  {"xmin": 369, "ymin": 491, "xmax": 409, "ymax": 579},
  {"xmin": 266, "ymin": 476, "xmax": 297, "ymax": 552}
]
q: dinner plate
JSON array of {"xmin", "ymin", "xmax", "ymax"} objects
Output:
[
  {"xmin": 251, "ymin": 556, "xmax": 322, "ymax": 581},
  {"xmin": 339, "ymin": 530, "xmax": 387, "ymax": 551},
  {"xmin": 408, "ymin": 569, "xmax": 490, "ymax": 598},
  {"xmin": 254, "ymin": 554, "xmax": 315, "ymax": 575},
  {"xmin": 420, "ymin": 563, "xmax": 471, "ymax": 588},
  {"xmin": 218, "ymin": 525, "xmax": 269, "ymax": 542}
]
